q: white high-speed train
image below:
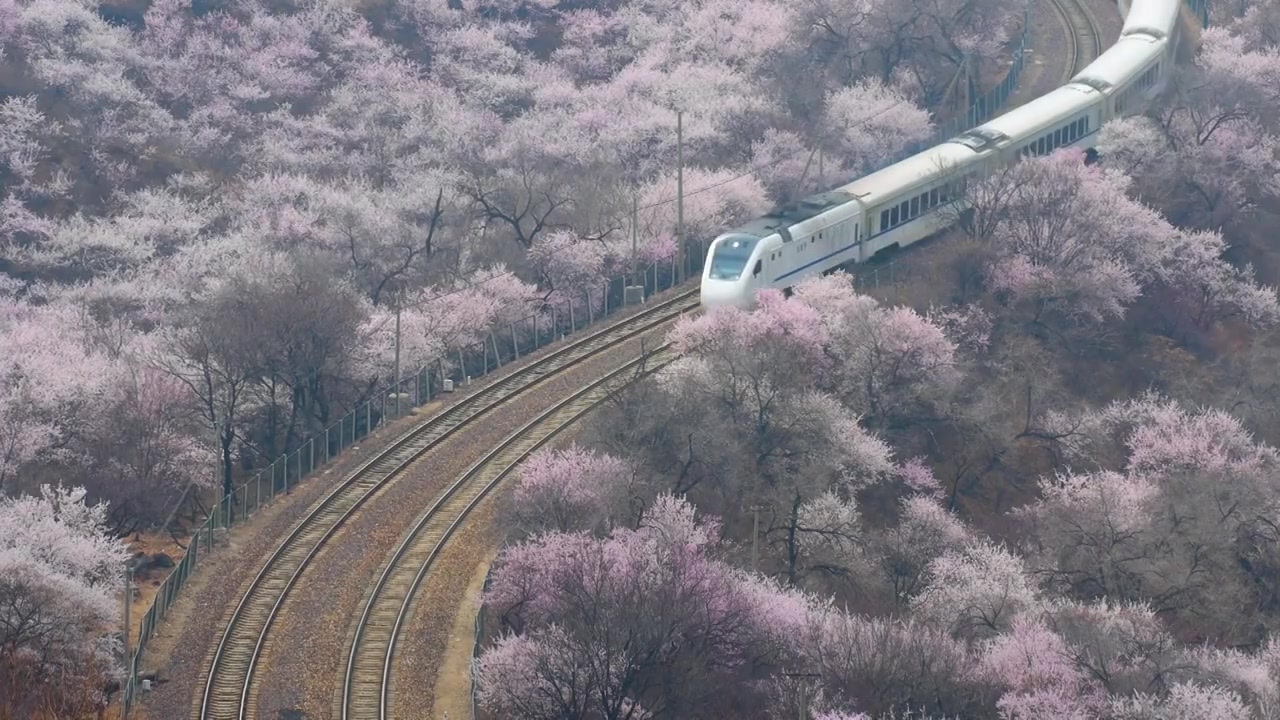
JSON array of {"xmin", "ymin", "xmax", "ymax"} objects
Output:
[{"xmin": 700, "ymin": 0, "xmax": 1186, "ymax": 308}]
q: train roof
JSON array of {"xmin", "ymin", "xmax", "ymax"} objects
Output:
[
  {"xmin": 835, "ymin": 143, "xmax": 979, "ymax": 206},
  {"xmin": 1121, "ymin": 0, "xmax": 1181, "ymax": 39},
  {"xmin": 961, "ymin": 85, "xmax": 1099, "ymax": 145},
  {"xmin": 726, "ymin": 190, "xmax": 857, "ymax": 239},
  {"xmin": 1071, "ymin": 34, "xmax": 1164, "ymax": 93}
]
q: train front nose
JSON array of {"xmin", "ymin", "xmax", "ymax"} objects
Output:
[{"xmin": 699, "ymin": 277, "xmax": 754, "ymax": 309}]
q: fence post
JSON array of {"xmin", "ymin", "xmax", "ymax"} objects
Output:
[
  {"xmin": 491, "ymin": 332, "xmax": 502, "ymax": 368},
  {"xmin": 458, "ymin": 348, "xmax": 466, "ymax": 383},
  {"xmin": 569, "ymin": 302, "xmax": 576, "ymax": 332},
  {"xmin": 511, "ymin": 323, "xmax": 519, "ymax": 361},
  {"xmin": 586, "ymin": 289, "xmax": 594, "ymax": 324}
]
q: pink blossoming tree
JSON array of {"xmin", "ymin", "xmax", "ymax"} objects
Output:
[{"xmin": 0, "ymin": 485, "xmax": 126, "ymax": 718}]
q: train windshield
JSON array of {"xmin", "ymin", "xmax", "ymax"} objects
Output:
[{"xmin": 707, "ymin": 237, "xmax": 756, "ymax": 280}]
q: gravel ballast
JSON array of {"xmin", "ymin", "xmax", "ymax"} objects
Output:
[{"xmin": 134, "ymin": 287, "xmax": 691, "ymax": 720}]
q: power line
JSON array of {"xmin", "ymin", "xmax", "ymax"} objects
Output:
[
  {"xmin": 634, "ymin": 94, "xmax": 920, "ymax": 213},
  {"xmin": 185, "ymin": 95, "xmax": 932, "ymax": 402},
  {"xmin": 361, "ymin": 95, "xmax": 925, "ymax": 335}
]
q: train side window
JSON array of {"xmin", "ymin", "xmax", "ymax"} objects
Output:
[
  {"xmin": 1069, "ymin": 123, "xmax": 1077, "ymax": 141},
  {"xmin": 752, "ymin": 259, "xmax": 762, "ymax": 277},
  {"xmin": 880, "ymin": 209, "xmax": 890, "ymax": 230},
  {"xmin": 910, "ymin": 197, "xmax": 919, "ymax": 217},
  {"xmin": 890, "ymin": 206, "xmax": 899, "ymax": 226},
  {"xmin": 929, "ymin": 188, "xmax": 939, "ymax": 206},
  {"xmin": 899, "ymin": 200, "xmax": 909, "ymax": 219}
]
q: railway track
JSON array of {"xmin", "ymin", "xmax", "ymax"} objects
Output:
[
  {"xmin": 198, "ymin": 290, "xmax": 697, "ymax": 720},
  {"xmin": 341, "ymin": 344, "xmax": 677, "ymax": 720},
  {"xmin": 1052, "ymin": 0, "xmax": 1105, "ymax": 78}
]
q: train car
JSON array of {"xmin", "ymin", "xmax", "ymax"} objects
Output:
[
  {"xmin": 952, "ymin": 85, "xmax": 1105, "ymax": 165},
  {"xmin": 700, "ymin": 0, "xmax": 1187, "ymax": 309},
  {"xmin": 701, "ymin": 194, "xmax": 858, "ymax": 308},
  {"xmin": 1121, "ymin": 0, "xmax": 1183, "ymax": 40},
  {"xmin": 701, "ymin": 142, "xmax": 983, "ymax": 307},
  {"xmin": 1071, "ymin": 34, "xmax": 1169, "ymax": 118}
]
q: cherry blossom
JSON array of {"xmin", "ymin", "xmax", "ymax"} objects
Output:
[
  {"xmin": 528, "ymin": 229, "xmax": 609, "ymax": 310},
  {"xmin": 1021, "ymin": 396, "xmax": 1280, "ymax": 642},
  {"xmin": 750, "ymin": 128, "xmax": 824, "ymax": 204},
  {"xmin": 0, "ymin": 300, "xmax": 116, "ymax": 489},
  {"xmin": 980, "ymin": 618, "xmax": 1107, "ymax": 719},
  {"xmin": 634, "ymin": 167, "xmax": 770, "ymax": 260},
  {"xmin": 799, "ymin": 606, "xmax": 990, "ymax": 717},
  {"xmin": 476, "ymin": 495, "xmax": 809, "ymax": 718},
  {"xmin": 793, "ymin": 272, "xmax": 959, "ymax": 430},
  {"xmin": 1109, "ymin": 682, "xmax": 1252, "ymax": 720},
  {"xmin": 0, "ymin": 484, "xmax": 127, "ymax": 718},
  {"xmin": 911, "ymin": 539, "xmax": 1039, "ymax": 639},
  {"xmin": 823, "ymin": 81, "xmax": 934, "ymax": 177},
  {"xmin": 509, "ymin": 445, "xmax": 636, "ymax": 535}
]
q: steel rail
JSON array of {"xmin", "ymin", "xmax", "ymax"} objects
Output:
[
  {"xmin": 341, "ymin": 344, "xmax": 677, "ymax": 720},
  {"xmin": 198, "ymin": 290, "xmax": 696, "ymax": 720}
]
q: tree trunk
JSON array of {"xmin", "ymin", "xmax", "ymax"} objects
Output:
[{"xmin": 221, "ymin": 427, "xmax": 235, "ymax": 523}]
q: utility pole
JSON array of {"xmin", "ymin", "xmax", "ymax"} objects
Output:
[
  {"xmin": 121, "ymin": 561, "xmax": 132, "ymax": 720},
  {"xmin": 784, "ymin": 672, "xmax": 820, "ymax": 720},
  {"xmin": 751, "ymin": 505, "xmax": 761, "ymax": 571},
  {"xmin": 676, "ymin": 110, "xmax": 685, "ymax": 283},
  {"xmin": 817, "ymin": 147, "xmax": 824, "ymax": 191},
  {"xmin": 393, "ymin": 301, "xmax": 402, "ymax": 418},
  {"xmin": 214, "ymin": 418, "xmax": 229, "ymax": 526},
  {"xmin": 631, "ymin": 194, "xmax": 639, "ymax": 286}
]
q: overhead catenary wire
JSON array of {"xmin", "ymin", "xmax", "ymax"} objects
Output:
[
  {"xmin": 367, "ymin": 91, "xmax": 923, "ymax": 324},
  {"xmin": 217, "ymin": 92, "xmax": 928, "ymax": 401}
]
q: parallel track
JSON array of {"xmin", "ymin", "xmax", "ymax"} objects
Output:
[
  {"xmin": 1052, "ymin": 0, "xmax": 1105, "ymax": 78},
  {"xmin": 341, "ymin": 345, "xmax": 677, "ymax": 720},
  {"xmin": 198, "ymin": 290, "xmax": 697, "ymax": 720}
]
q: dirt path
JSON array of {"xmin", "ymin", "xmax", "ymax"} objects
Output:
[{"xmin": 429, "ymin": 541, "xmax": 501, "ymax": 720}]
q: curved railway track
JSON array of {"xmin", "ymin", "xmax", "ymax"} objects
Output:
[
  {"xmin": 341, "ymin": 344, "xmax": 677, "ymax": 720},
  {"xmin": 198, "ymin": 290, "xmax": 697, "ymax": 720},
  {"xmin": 1052, "ymin": 0, "xmax": 1105, "ymax": 78}
]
